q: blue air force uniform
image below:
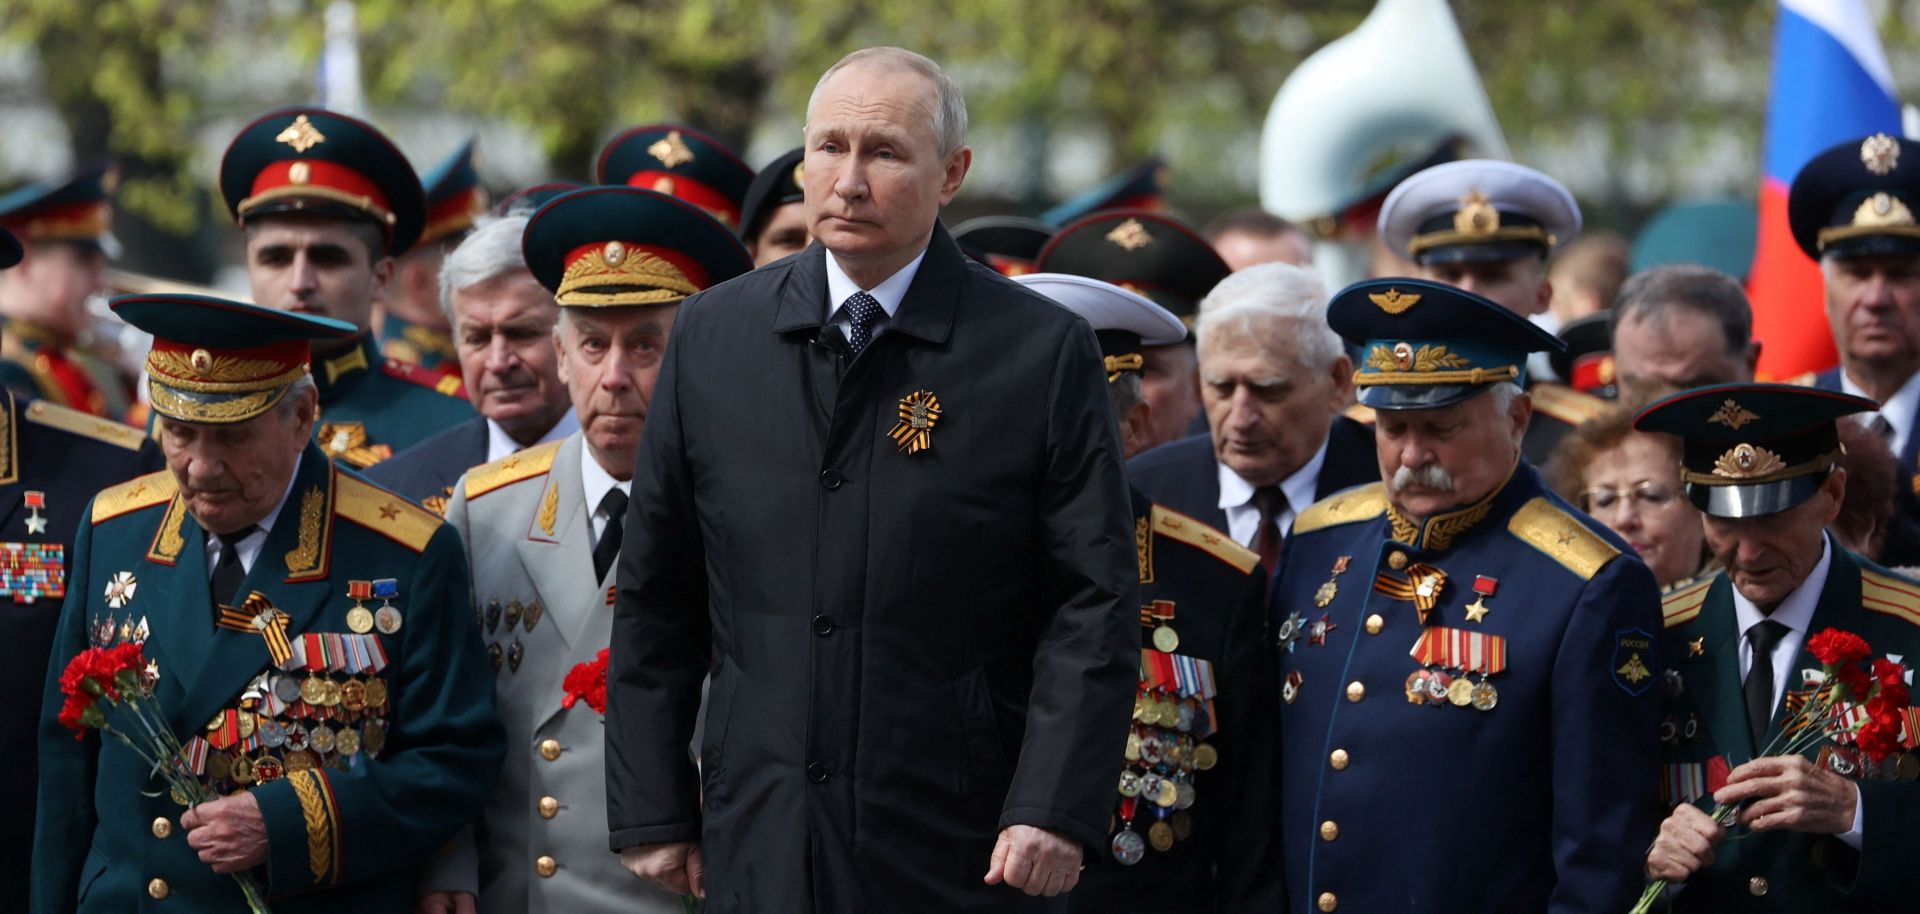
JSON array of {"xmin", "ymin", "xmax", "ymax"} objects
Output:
[
  {"xmin": 31, "ymin": 294, "xmax": 503, "ymax": 913},
  {"xmin": 1272, "ymin": 279, "xmax": 1663, "ymax": 913}
]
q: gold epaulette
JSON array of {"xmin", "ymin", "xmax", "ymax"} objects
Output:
[
  {"xmin": 1151, "ymin": 505, "xmax": 1259, "ymax": 574},
  {"xmin": 1527, "ymin": 383, "xmax": 1612, "ymax": 427},
  {"xmin": 1862, "ymin": 568, "xmax": 1920, "ymax": 628},
  {"xmin": 25, "ymin": 400, "xmax": 148, "ymax": 451},
  {"xmin": 91, "ymin": 471, "xmax": 177, "ymax": 524},
  {"xmin": 1342, "ymin": 402, "xmax": 1377, "ymax": 425},
  {"xmin": 463, "ymin": 439, "xmax": 562, "ymax": 500},
  {"xmin": 1661, "ymin": 575, "xmax": 1715, "ymax": 628},
  {"xmin": 335, "ymin": 474, "xmax": 440, "ymax": 553},
  {"xmin": 1292, "ymin": 483, "xmax": 1388, "ymax": 535},
  {"xmin": 1507, "ymin": 497, "xmax": 1620, "ymax": 580}
]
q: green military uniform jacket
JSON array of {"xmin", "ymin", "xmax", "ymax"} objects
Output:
[
  {"xmin": 32, "ymin": 445, "xmax": 505, "ymax": 912},
  {"xmin": 1659, "ymin": 542, "xmax": 1920, "ymax": 911},
  {"xmin": 310, "ymin": 335, "xmax": 473, "ymax": 470}
]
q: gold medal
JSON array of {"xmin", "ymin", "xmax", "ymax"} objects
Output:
[
  {"xmin": 1155, "ymin": 779, "xmax": 1178, "ymax": 808},
  {"xmin": 1124, "ymin": 731, "xmax": 1142, "ymax": 762},
  {"xmin": 364, "ymin": 678, "xmax": 389, "ymax": 707},
  {"xmin": 236, "ymin": 712, "xmax": 256, "ymax": 739},
  {"xmin": 1405, "ymin": 670, "xmax": 1430, "ymax": 705},
  {"xmin": 363, "ymin": 719, "xmax": 387, "ymax": 755},
  {"xmin": 285, "ymin": 749, "xmax": 317, "ymax": 772},
  {"xmin": 300, "ymin": 676, "xmax": 327, "ymax": 705},
  {"xmin": 1152, "ymin": 625, "xmax": 1180, "ymax": 653},
  {"xmin": 346, "ymin": 606, "xmax": 375, "ymax": 634},
  {"xmin": 1192, "ymin": 742, "xmax": 1218, "ymax": 771},
  {"xmin": 336, "ymin": 727, "xmax": 361, "ymax": 757},
  {"xmin": 340, "ymin": 679, "xmax": 368, "ymax": 712},
  {"xmin": 318, "ymin": 679, "xmax": 342, "ymax": 707},
  {"xmin": 229, "ymin": 756, "xmax": 255, "ymax": 785},
  {"xmin": 1447, "ymin": 676, "xmax": 1475, "ymax": 707},
  {"xmin": 1147, "ymin": 820, "xmax": 1175, "ymax": 851}
]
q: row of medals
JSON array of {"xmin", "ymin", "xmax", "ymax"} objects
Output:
[
  {"xmin": 197, "ymin": 671, "xmax": 391, "ymax": 793},
  {"xmin": 1111, "ymin": 690, "xmax": 1219, "ymax": 865},
  {"xmin": 1404, "ymin": 667, "xmax": 1498, "ymax": 711}
]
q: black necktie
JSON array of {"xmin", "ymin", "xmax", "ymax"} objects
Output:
[
  {"xmin": 1252, "ymin": 486, "xmax": 1288, "ymax": 578},
  {"xmin": 210, "ymin": 525, "xmax": 259, "ymax": 613},
  {"xmin": 844, "ymin": 291, "xmax": 885, "ymax": 355},
  {"xmin": 1744, "ymin": 619, "xmax": 1790, "ymax": 745},
  {"xmin": 1868, "ymin": 414, "xmax": 1894, "ymax": 441},
  {"xmin": 593, "ymin": 488, "xmax": 629, "ymax": 583}
]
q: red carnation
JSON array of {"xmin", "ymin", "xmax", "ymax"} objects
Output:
[
  {"xmin": 1808, "ymin": 628, "xmax": 1873, "ymax": 666},
  {"xmin": 1857, "ymin": 712, "xmax": 1902, "ymax": 762},
  {"xmin": 561, "ymin": 648, "xmax": 611, "ymax": 715},
  {"xmin": 1834, "ymin": 664, "xmax": 1872, "ymax": 702}
]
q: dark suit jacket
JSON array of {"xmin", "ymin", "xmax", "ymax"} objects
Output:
[
  {"xmin": 606, "ymin": 227, "xmax": 1140, "ymax": 913},
  {"xmin": 1125, "ymin": 416, "xmax": 1379, "ymax": 534},
  {"xmin": 365, "ymin": 416, "xmax": 489, "ymax": 507}
]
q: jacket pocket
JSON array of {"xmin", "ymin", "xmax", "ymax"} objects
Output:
[{"xmin": 953, "ymin": 666, "xmax": 1011, "ymax": 796}]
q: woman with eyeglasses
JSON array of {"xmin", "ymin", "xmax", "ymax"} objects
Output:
[{"xmin": 1548, "ymin": 405, "xmax": 1713, "ymax": 590}]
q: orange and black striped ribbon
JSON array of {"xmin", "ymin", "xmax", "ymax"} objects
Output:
[
  {"xmin": 216, "ymin": 591, "xmax": 293, "ymax": 666},
  {"xmin": 1372, "ymin": 563, "xmax": 1448, "ymax": 622}
]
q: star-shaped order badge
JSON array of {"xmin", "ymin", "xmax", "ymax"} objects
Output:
[
  {"xmin": 23, "ymin": 491, "xmax": 48, "ymax": 535},
  {"xmin": 104, "ymin": 571, "xmax": 138, "ymax": 609},
  {"xmin": 890, "ymin": 390, "xmax": 942, "ymax": 455}
]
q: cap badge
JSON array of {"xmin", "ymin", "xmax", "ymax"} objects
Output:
[
  {"xmin": 274, "ymin": 115, "xmax": 326, "ymax": 154},
  {"xmin": 1453, "ymin": 190, "xmax": 1500, "ymax": 236},
  {"xmin": 189, "ymin": 348, "xmax": 215, "ymax": 374},
  {"xmin": 1862, "ymin": 133, "xmax": 1901, "ymax": 176},
  {"xmin": 1368, "ymin": 288, "xmax": 1422, "ymax": 315},
  {"xmin": 1367, "ymin": 343, "xmax": 1469, "ymax": 374},
  {"xmin": 1714, "ymin": 442, "xmax": 1785, "ymax": 479},
  {"xmin": 651, "ymin": 176, "xmax": 677, "ymax": 195},
  {"xmin": 602, "ymin": 240, "xmax": 628, "ymax": 267},
  {"xmin": 288, "ymin": 162, "xmax": 311, "ymax": 185},
  {"xmin": 1707, "ymin": 398, "xmax": 1759, "ymax": 430},
  {"xmin": 648, "ymin": 130, "xmax": 696, "ymax": 168},
  {"xmin": 889, "ymin": 389, "xmax": 942, "ymax": 455},
  {"xmin": 1853, "ymin": 192, "xmax": 1916, "ymax": 229},
  {"xmin": 1105, "ymin": 218, "xmax": 1153, "ymax": 251}
]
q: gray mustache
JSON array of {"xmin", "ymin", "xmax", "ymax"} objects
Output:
[{"xmin": 1391, "ymin": 464, "xmax": 1455, "ymax": 493}]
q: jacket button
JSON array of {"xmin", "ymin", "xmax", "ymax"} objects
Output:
[
  {"xmin": 1748, "ymin": 876, "xmax": 1768, "ymax": 896},
  {"xmin": 1345, "ymin": 681, "xmax": 1365, "ymax": 702},
  {"xmin": 1317, "ymin": 891, "xmax": 1338, "ymax": 911},
  {"xmin": 539, "ymin": 796, "xmax": 559, "ymax": 819},
  {"xmin": 1329, "ymin": 748, "xmax": 1349, "ymax": 770},
  {"xmin": 1387, "ymin": 550, "xmax": 1409, "ymax": 570},
  {"xmin": 539, "ymin": 739, "xmax": 562, "ymax": 761},
  {"xmin": 807, "ymin": 761, "xmax": 830, "ymax": 783},
  {"xmin": 820, "ymin": 469, "xmax": 843, "ymax": 490},
  {"xmin": 536, "ymin": 855, "xmax": 558, "ymax": 878},
  {"xmin": 148, "ymin": 878, "xmax": 170, "ymax": 900},
  {"xmin": 151, "ymin": 817, "xmax": 173, "ymax": 839},
  {"xmin": 1320, "ymin": 820, "xmax": 1339, "ymax": 841},
  {"xmin": 812, "ymin": 615, "xmax": 834, "ymax": 636},
  {"xmin": 1364, "ymin": 614, "xmax": 1384, "ymax": 635}
]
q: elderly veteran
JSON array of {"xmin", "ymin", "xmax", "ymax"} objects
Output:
[
  {"xmin": 1638, "ymin": 384, "xmax": 1920, "ymax": 911},
  {"xmin": 31, "ymin": 294, "xmax": 503, "ymax": 913},
  {"xmin": 1271, "ymin": 278, "xmax": 1664, "ymax": 913},
  {"xmin": 416, "ymin": 187, "xmax": 751, "ymax": 914},
  {"xmin": 1014, "ymin": 272, "xmax": 1283, "ymax": 913}
]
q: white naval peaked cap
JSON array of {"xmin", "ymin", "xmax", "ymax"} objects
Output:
[{"xmin": 1377, "ymin": 159, "xmax": 1582, "ymax": 263}]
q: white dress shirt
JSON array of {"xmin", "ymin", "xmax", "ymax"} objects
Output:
[
  {"xmin": 823, "ymin": 248, "xmax": 927, "ymax": 346},
  {"xmin": 1727, "ymin": 535, "xmax": 1863, "ymax": 847},
  {"xmin": 485, "ymin": 411, "xmax": 579, "ymax": 463},
  {"xmin": 1842, "ymin": 368, "xmax": 1920, "ymax": 459},
  {"xmin": 1217, "ymin": 438, "xmax": 1329, "ymax": 548},
  {"xmin": 202, "ymin": 454, "xmax": 303, "ymax": 579},
  {"xmin": 581, "ymin": 442, "xmax": 632, "ymax": 546}
]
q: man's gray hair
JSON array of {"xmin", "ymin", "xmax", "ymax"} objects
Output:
[
  {"xmin": 806, "ymin": 47, "xmax": 968, "ymax": 157},
  {"xmin": 1193, "ymin": 262, "xmax": 1341, "ymax": 371},
  {"xmin": 439, "ymin": 214, "xmax": 532, "ymax": 328},
  {"xmin": 274, "ymin": 375, "xmax": 318, "ymax": 421}
]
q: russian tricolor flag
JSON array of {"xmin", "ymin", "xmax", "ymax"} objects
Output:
[{"xmin": 1751, "ymin": 0, "xmax": 1901, "ymax": 379}]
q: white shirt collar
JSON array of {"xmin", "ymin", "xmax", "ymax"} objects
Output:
[
  {"xmin": 485, "ymin": 411, "xmax": 579, "ymax": 463},
  {"xmin": 580, "ymin": 435, "xmax": 631, "ymax": 541},
  {"xmin": 823, "ymin": 248, "xmax": 927, "ymax": 325},
  {"xmin": 1841, "ymin": 369, "xmax": 1920, "ymax": 456},
  {"xmin": 1216, "ymin": 438, "xmax": 1329, "ymax": 515},
  {"xmin": 1731, "ymin": 533, "xmax": 1831, "ymax": 646}
]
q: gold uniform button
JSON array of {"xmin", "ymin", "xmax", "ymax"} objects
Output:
[
  {"xmin": 1345, "ymin": 681, "xmax": 1365, "ymax": 702},
  {"xmin": 539, "ymin": 796, "xmax": 560, "ymax": 819},
  {"xmin": 151, "ymin": 817, "xmax": 173, "ymax": 839},
  {"xmin": 1749, "ymin": 876, "xmax": 1769, "ymax": 896},
  {"xmin": 1329, "ymin": 748, "xmax": 1349, "ymax": 770},
  {"xmin": 148, "ymin": 878, "xmax": 170, "ymax": 900},
  {"xmin": 1364, "ymin": 614, "xmax": 1384, "ymax": 635},
  {"xmin": 1387, "ymin": 550, "xmax": 1408, "ymax": 570},
  {"xmin": 536, "ymin": 855, "xmax": 558, "ymax": 878},
  {"xmin": 1317, "ymin": 890, "xmax": 1338, "ymax": 911},
  {"xmin": 538, "ymin": 739, "xmax": 562, "ymax": 761},
  {"xmin": 1319, "ymin": 820, "xmax": 1339, "ymax": 841}
]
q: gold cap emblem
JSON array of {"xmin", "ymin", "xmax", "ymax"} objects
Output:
[
  {"xmin": 1453, "ymin": 190, "xmax": 1500, "ymax": 236},
  {"xmin": 189, "ymin": 349, "xmax": 214, "ymax": 373},
  {"xmin": 651, "ymin": 176, "xmax": 677, "ymax": 195},
  {"xmin": 1369, "ymin": 288, "xmax": 1421, "ymax": 315},
  {"xmin": 274, "ymin": 115, "xmax": 326, "ymax": 154},
  {"xmin": 647, "ymin": 130, "xmax": 696, "ymax": 169},
  {"xmin": 603, "ymin": 240, "xmax": 627, "ymax": 266},
  {"xmin": 1105, "ymin": 218, "xmax": 1153, "ymax": 251},
  {"xmin": 1852, "ymin": 192, "xmax": 1916, "ymax": 229},
  {"xmin": 1707, "ymin": 398, "xmax": 1759, "ymax": 430},
  {"xmin": 1862, "ymin": 133, "xmax": 1901, "ymax": 176},
  {"xmin": 288, "ymin": 162, "xmax": 311, "ymax": 185},
  {"xmin": 1713, "ymin": 442, "xmax": 1786, "ymax": 479}
]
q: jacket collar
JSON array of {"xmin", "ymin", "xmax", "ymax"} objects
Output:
[
  {"xmin": 1385, "ymin": 460, "xmax": 1525, "ymax": 552},
  {"xmin": 770, "ymin": 221, "xmax": 965, "ymax": 346}
]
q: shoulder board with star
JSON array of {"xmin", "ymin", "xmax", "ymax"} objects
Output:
[
  {"xmin": 1151, "ymin": 505, "xmax": 1259, "ymax": 575},
  {"xmin": 334, "ymin": 474, "xmax": 440, "ymax": 552},
  {"xmin": 463, "ymin": 439, "xmax": 562, "ymax": 500},
  {"xmin": 24, "ymin": 400, "xmax": 148, "ymax": 451},
  {"xmin": 1527, "ymin": 383, "xmax": 1611, "ymax": 427},
  {"xmin": 1660, "ymin": 574, "xmax": 1715, "ymax": 628},
  {"xmin": 1861, "ymin": 568, "xmax": 1920, "ymax": 628},
  {"xmin": 1506, "ymin": 497, "xmax": 1620, "ymax": 580},
  {"xmin": 1292, "ymin": 482, "xmax": 1388, "ymax": 535},
  {"xmin": 382, "ymin": 358, "xmax": 468, "ymax": 399},
  {"xmin": 90, "ymin": 470, "xmax": 178, "ymax": 524}
]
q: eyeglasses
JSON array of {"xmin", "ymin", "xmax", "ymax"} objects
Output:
[{"xmin": 1581, "ymin": 481, "xmax": 1683, "ymax": 513}]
